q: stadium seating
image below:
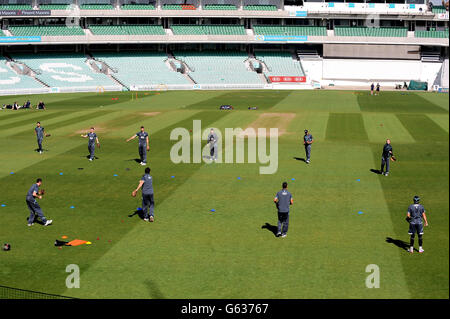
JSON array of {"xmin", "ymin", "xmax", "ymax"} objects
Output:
[
  {"xmin": 0, "ymin": 4, "xmax": 33, "ymax": 10},
  {"xmin": 415, "ymin": 29, "xmax": 449, "ymax": 38},
  {"xmin": 254, "ymin": 51, "xmax": 305, "ymax": 77},
  {"xmin": 171, "ymin": 25, "xmax": 246, "ymax": 35},
  {"xmin": 91, "ymin": 52, "xmax": 189, "ymax": 86},
  {"xmin": 121, "ymin": 4, "xmax": 156, "ymax": 10},
  {"xmin": 9, "ymin": 25, "xmax": 85, "ymax": 36},
  {"xmin": 243, "ymin": 5, "xmax": 277, "ymax": 11},
  {"xmin": 253, "ymin": 25, "xmax": 327, "ymax": 36},
  {"xmin": 38, "ymin": 4, "xmax": 71, "ymax": 10},
  {"xmin": 10, "ymin": 53, "xmax": 117, "ymax": 88},
  {"xmin": 89, "ymin": 25, "xmax": 165, "ymax": 35},
  {"xmin": 203, "ymin": 4, "xmax": 237, "ymax": 10},
  {"xmin": 162, "ymin": 4, "xmax": 196, "ymax": 10},
  {"xmin": 174, "ymin": 51, "xmax": 262, "ymax": 85},
  {"xmin": 432, "ymin": 6, "xmax": 447, "ymax": 13},
  {"xmin": 334, "ymin": 26, "xmax": 407, "ymax": 37},
  {"xmin": 80, "ymin": 4, "xmax": 114, "ymax": 10},
  {"xmin": 0, "ymin": 57, "xmax": 44, "ymax": 91}
]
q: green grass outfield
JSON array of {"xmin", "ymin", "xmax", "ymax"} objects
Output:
[{"xmin": 0, "ymin": 90, "xmax": 448, "ymax": 299}]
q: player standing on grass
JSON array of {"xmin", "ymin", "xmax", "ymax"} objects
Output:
[
  {"xmin": 207, "ymin": 128, "xmax": 218, "ymax": 161},
  {"xmin": 274, "ymin": 182, "xmax": 293, "ymax": 238},
  {"xmin": 81, "ymin": 127, "xmax": 100, "ymax": 161},
  {"xmin": 407, "ymin": 196, "xmax": 428, "ymax": 253},
  {"xmin": 26, "ymin": 178, "xmax": 52, "ymax": 226},
  {"xmin": 380, "ymin": 139, "xmax": 395, "ymax": 176},
  {"xmin": 126, "ymin": 126, "xmax": 149, "ymax": 166},
  {"xmin": 35, "ymin": 121, "xmax": 45, "ymax": 154},
  {"xmin": 303, "ymin": 129, "xmax": 314, "ymax": 164},
  {"xmin": 132, "ymin": 167, "xmax": 155, "ymax": 222}
]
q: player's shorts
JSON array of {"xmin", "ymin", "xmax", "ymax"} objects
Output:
[{"xmin": 408, "ymin": 223, "xmax": 424, "ymax": 235}]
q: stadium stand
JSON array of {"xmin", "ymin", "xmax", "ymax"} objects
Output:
[
  {"xmin": 90, "ymin": 52, "xmax": 189, "ymax": 87},
  {"xmin": 254, "ymin": 51, "xmax": 305, "ymax": 77},
  {"xmin": 244, "ymin": 5, "xmax": 277, "ymax": 11},
  {"xmin": 253, "ymin": 25, "xmax": 327, "ymax": 36},
  {"xmin": 0, "ymin": 4, "xmax": 33, "ymax": 10},
  {"xmin": 10, "ymin": 53, "xmax": 118, "ymax": 89},
  {"xmin": 89, "ymin": 25, "xmax": 165, "ymax": 35},
  {"xmin": 415, "ymin": 29, "xmax": 449, "ymax": 38},
  {"xmin": 432, "ymin": 6, "xmax": 448, "ymax": 13},
  {"xmin": 38, "ymin": 4, "xmax": 71, "ymax": 10},
  {"xmin": 8, "ymin": 25, "xmax": 85, "ymax": 36},
  {"xmin": 203, "ymin": 4, "xmax": 237, "ymax": 10},
  {"xmin": 0, "ymin": 57, "xmax": 44, "ymax": 92},
  {"xmin": 80, "ymin": 3, "xmax": 114, "ymax": 10},
  {"xmin": 121, "ymin": 4, "xmax": 156, "ymax": 10},
  {"xmin": 334, "ymin": 26, "xmax": 408, "ymax": 37},
  {"xmin": 162, "ymin": 4, "xmax": 196, "ymax": 10},
  {"xmin": 174, "ymin": 51, "xmax": 262, "ymax": 85},
  {"xmin": 171, "ymin": 25, "xmax": 246, "ymax": 35}
]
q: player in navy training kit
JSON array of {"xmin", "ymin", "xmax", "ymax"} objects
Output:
[{"xmin": 406, "ymin": 196, "xmax": 429, "ymax": 254}]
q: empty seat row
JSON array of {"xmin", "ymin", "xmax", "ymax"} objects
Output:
[
  {"xmin": 334, "ymin": 26, "xmax": 407, "ymax": 37},
  {"xmin": 253, "ymin": 25, "xmax": 327, "ymax": 36},
  {"xmin": 9, "ymin": 25, "xmax": 85, "ymax": 36},
  {"xmin": 171, "ymin": 25, "xmax": 246, "ymax": 35},
  {"xmin": 89, "ymin": 25, "xmax": 165, "ymax": 35}
]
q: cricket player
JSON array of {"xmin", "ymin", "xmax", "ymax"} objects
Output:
[
  {"xmin": 303, "ymin": 129, "xmax": 314, "ymax": 164},
  {"xmin": 132, "ymin": 167, "xmax": 155, "ymax": 222},
  {"xmin": 81, "ymin": 127, "xmax": 100, "ymax": 161},
  {"xmin": 127, "ymin": 126, "xmax": 149, "ymax": 166},
  {"xmin": 207, "ymin": 128, "xmax": 218, "ymax": 161},
  {"xmin": 381, "ymin": 139, "xmax": 395, "ymax": 176},
  {"xmin": 406, "ymin": 196, "xmax": 428, "ymax": 253},
  {"xmin": 274, "ymin": 182, "xmax": 294, "ymax": 238},
  {"xmin": 35, "ymin": 121, "xmax": 45, "ymax": 154},
  {"xmin": 26, "ymin": 178, "xmax": 52, "ymax": 226}
]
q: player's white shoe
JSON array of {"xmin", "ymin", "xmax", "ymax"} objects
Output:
[
  {"xmin": 143, "ymin": 218, "xmax": 149, "ymax": 222},
  {"xmin": 141, "ymin": 162, "xmax": 146, "ymax": 166},
  {"xmin": 419, "ymin": 247, "xmax": 424, "ymax": 253},
  {"xmin": 44, "ymin": 219, "xmax": 53, "ymax": 226},
  {"xmin": 39, "ymin": 151, "xmax": 42, "ymax": 154},
  {"xmin": 89, "ymin": 158, "xmax": 93, "ymax": 161},
  {"xmin": 281, "ymin": 234, "xmax": 287, "ymax": 238},
  {"xmin": 409, "ymin": 247, "xmax": 414, "ymax": 253},
  {"xmin": 27, "ymin": 223, "xmax": 34, "ymax": 227},
  {"xmin": 149, "ymin": 216, "xmax": 154, "ymax": 222},
  {"xmin": 277, "ymin": 232, "xmax": 281, "ymax": 237}
]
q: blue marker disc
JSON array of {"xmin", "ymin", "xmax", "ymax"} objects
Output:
[
  {"xmin": 291, "ymin": 178, "xmax": 295, "ymax": 181},
  {"xmin": 210, "ymin": 209, "xmax": 216, "ymax": 212},
  {"xmin": 358, "ymin": 211, "xmax": 363, "ymax": 215},
  {"xmin": 59, "ymin": 173, "xmax": 63, "ymax": 175},
  {"xmin": 70, "ymin": 206, "xmax": 75, "ymax": 209},
  {"xmin": 113, "ymin": 174, "xmax": 118, "ymax": 177},
  {"xmin": 10, "ymin": 172, "xmax": 14, "ymax": 174},
  {"xmin": 171, "ymin": 176, "xmax": 175, "ymax": 178},
  {"xmin": 1, "ymin": 204, "xmax": 6, "ymax": 207},
  {"xmin": 137, "ymin": 207, "xmax": 142, "ymax": 211},
  {"xmin": 356, "ymin": 179, "xmax": 360, "ymax": 182},
  {"xmin": 237, "ymin": 177, "xmax": 241, "ymax": 180}
]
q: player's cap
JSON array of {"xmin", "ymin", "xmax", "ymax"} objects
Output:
[{"xmin": 413, "ymin": 195, "xmax": 420, "ymax": 203}]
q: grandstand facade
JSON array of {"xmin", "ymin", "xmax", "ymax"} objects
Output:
[{"xmin": 0, "ymin": 0, "xmax": 448, "ymax": 94}]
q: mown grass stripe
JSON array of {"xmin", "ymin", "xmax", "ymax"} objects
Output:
[
  {"xmin": 396, "ymin": 114, "xmax": 448, "ymax": 142},
  {"xmin": 326, "ymin": 113, "xmax": 368, "ymax": 142}
]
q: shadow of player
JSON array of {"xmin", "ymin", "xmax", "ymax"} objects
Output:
[
  {"xmin": 128, "ymin": 209, "xmax": 145, "ymax": 220},
  {"xmin": 84, "ymin": 155, "xmax": 99, "ymax": 160},
  {"xmin": 386, "ymin": 237, "xmax": 417, "ymax": 252},
  {"xmin": 261, "ymin": 223, "xmax": 279, "ymax": 237},
  {"xmin": 370, "ymin": 169, "xmax": 383, "ymax": 175},
  {"xmin": 293, "ymin": 157, "xmax": 306, "ymax": 163}
]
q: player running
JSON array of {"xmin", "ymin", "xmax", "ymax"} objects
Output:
[
  {"xmin": 26, "ymin": 178, "xmax": 52, "ymax": 226},
  {"xmin": 274, "ymin": 182, "xmax": 294, "ymax": 238},
  {"xmin": 81, "ymin": 127, "xmax": 100, "ymax": 161},
  {"xmin": 126, "ymin": 126, "xmax": 149, "ymax": 166},
  {"xmin": 406, "ymin": 195, "xmax": 429, "ymax": 254},
  {"xmin": 303, "ymin": 129, "xmax": 314, "ymax": 164},
  {"xmin": 35, "ymin": 121, "xmax": 45, "ymax": 154},
  {"xmin": 132, "ymin": 167, "xmax": 155, "ymax": 222}
]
